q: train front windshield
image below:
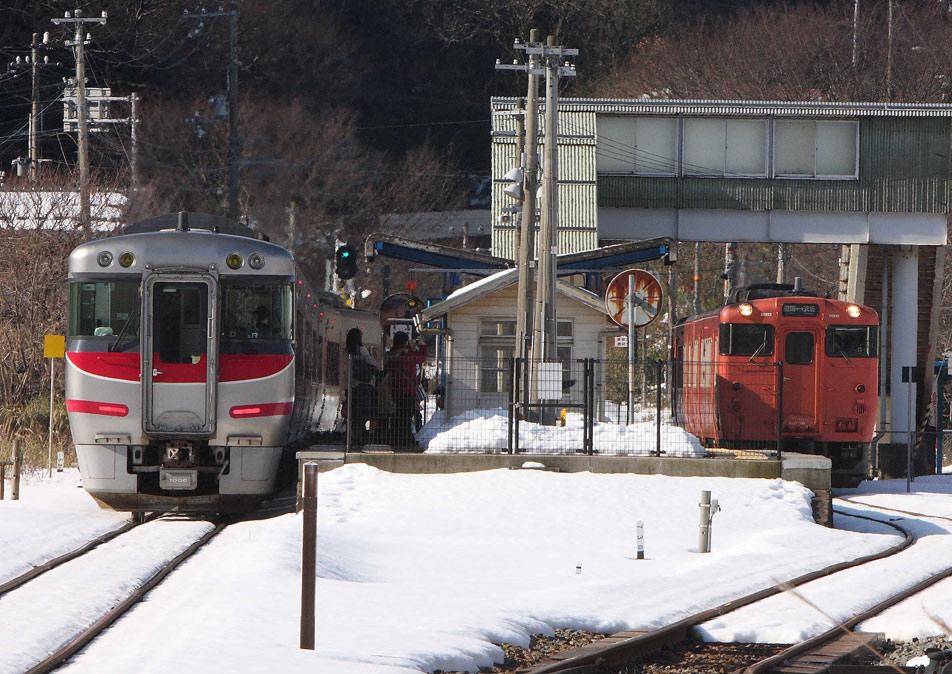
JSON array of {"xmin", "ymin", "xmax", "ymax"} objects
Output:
[
  {"xmin": 221, "ymin": 281, "xmax": 293, "ymax": 342},
  {"xmin": 69, "ymin": 280, "xmax": 140, "ymax": 337},
  {"xmin": 826, "ymin": 326, "xmax": 878, "ymax": 359}
]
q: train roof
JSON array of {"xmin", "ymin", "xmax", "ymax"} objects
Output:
[
  {"xmin": 727, "ymin": 283, "xmax": 821, "ymax": 303},
  {"xmin": 69, "ymin": 216, "xmax": 293, "ymax": 278}
]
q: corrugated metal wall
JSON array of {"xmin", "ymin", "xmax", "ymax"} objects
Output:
[
  {"xmin": 492, "ymin": 108, "xmax": 598, "ymax": 257},
  {"xmin": 492, "ymin": 102, "xmax": 951, "ymax": 254},
  {"xmin": 597, "ymin": 118, "xmax": 951, "ymax": 213}
]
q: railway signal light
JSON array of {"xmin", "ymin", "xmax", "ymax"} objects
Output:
[{"xmin": 335, "ymin": 245, "xmax": 358, "ymax": 280}]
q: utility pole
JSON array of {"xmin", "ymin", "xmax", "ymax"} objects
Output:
[
  {"xmin": 532, "ymin": 35, "xmax": 576, "ymax": 369},
  {"xmin": 130, "ymin": 91, "xmax": 140, "ymax": 192},
  {"xmin": 693, "ymin": 242, "xmax": 702, "ymax": 314},
  {"xmin": 52, "ymin": 9, "xmax": 106, "ymax": 238},
  {"xmin": 886, "ymin": 0, "xmax": 894, "ymax": 100},
  {"xmin": 498, "ymin": 31, "xmax": 543, "ymax": 362},
  {"xmin": 29, "ymin": 32, "xmax": 50, "ymax": 182},
  {"xmin": 777, "ymin": 243, "xmax": 787, "ymax": 284},
  {"xmin": 184, "ymin": 3, "xmax": 240, "ymax": 219},
  {"xmin": 723, "ymin": 242, "xmax": 737, "ymax": 302},
  {"xmin": 852, "ymin": 0, "xmax": 859, "ymax": 70},
  {"xmin": 227, "ymin": 0, "xmax": 240, "ymax": 219}
]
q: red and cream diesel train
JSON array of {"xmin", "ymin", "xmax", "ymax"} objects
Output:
[
  {"xmin": 66, "ymin": 212, "xmax": 380, "ymax": 513},
  {"xmin": 672, "ymin": 281, "xmax": 879, "ymax": 486}
]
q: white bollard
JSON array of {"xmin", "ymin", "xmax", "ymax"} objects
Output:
[
  {"xmin": 636, "ymin": 520, "xmax": 645, "ymax": 560},
  {"xmin": 698, "ymin": 490, "xmax": 721, "ymax": 553}
]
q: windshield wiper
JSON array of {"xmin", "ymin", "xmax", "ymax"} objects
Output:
[
  {"xmin": 833, "ymin": 342, "xmax": 852, "ymax": 364},
  {"xmin": 109, "ymin": 303, "xmax": 139, "ymax": 352},
  {"xmin": 748, "ymin": 334, "xmax": 768, "ymax": 362}
]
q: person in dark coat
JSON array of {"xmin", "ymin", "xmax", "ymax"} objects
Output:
[
  {"xmin": 346, "ymin": 327, "xmax": 378, "ymax": 446},
  {"xmin": 384, "ymin": 331, "xmax": 427, "ymax": 449}
]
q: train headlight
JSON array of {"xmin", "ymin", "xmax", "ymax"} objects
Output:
[
  {"xmin": 738, "ymin": 303, "xmax": 753, "ymax": 317},
  {"xmin": 97, "ymin": 251, "xmax": 113, "ymax": 267},
  {"xmin": 847, "ymin": 304, "xmax": 861, "ymax": 318},
  {"xmin": 248, "ymin": 253, "xmax": 265, "ymax": 270},
  {"xmin": 226, "ymin": 253, "xmax": 243, "ymax": 269},
  {"xmin": 118, "ymin": 252, "xmax": 135, "ymax": 268}
]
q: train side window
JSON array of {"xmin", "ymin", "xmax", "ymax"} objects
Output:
[
  {"xmin": 719, "ymin": 324, "xmax": 774, "ymax": 356},
  {"xmin": 785, "ymin": 332, "xmax": 814, "ymax": 365},
  {"xmin": 826, "ymin": 326, "xmax": 877, "ymax": 358}
]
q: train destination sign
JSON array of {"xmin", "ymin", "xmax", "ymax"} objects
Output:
[
  {"xmin": 781, "ymin": 303, "xmax": 819, "ymax": 317},
  {"xmin": 605, "ymin": 269, "xmax": 664, "ymax": 328}
]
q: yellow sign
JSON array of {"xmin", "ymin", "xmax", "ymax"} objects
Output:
[{"xmin": 44, "ymin": 335, "xmax": 65, "ymax": 359}]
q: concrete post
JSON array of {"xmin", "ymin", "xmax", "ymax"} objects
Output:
[{"xmin": 890, "ymin": 247, "xmax": 918, "ymax": 442}]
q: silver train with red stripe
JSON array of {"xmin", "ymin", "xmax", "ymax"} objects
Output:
[{"xmin": 66, "ymin": 212, "xmax": 380, "ymax": 513}]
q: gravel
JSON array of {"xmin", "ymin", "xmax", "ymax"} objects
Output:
[{"xmin": 859, "ymin": 636, "xmax": 952, "ymax": 668}]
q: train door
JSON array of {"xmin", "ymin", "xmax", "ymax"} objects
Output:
[
  {"xmin": 778, "ymin": 328, "xmax": 820, "ymax": 433},
  {"xmin": 142, "ymin": 273, "xmax": 218, "ymax": 435}
]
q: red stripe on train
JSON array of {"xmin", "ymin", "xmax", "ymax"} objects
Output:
[
  {"xmin": 229, "ymin": 402, "xmax": 293, "ymax": 418},
  {"xmin": 66, "ymin": 399, "xmax": 129, "ymax": 417},
  {"xmin": 67, "ymin": 352, "xmax": 293, "ymax": 382}
]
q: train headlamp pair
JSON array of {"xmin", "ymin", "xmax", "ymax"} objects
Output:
[
  {"xmin": 96, "ymin": 251, "xmax": 135, "ymax": 268},
  {"xmin": 226, "ymin": 252, "xmax": 266, "ymax": 270}
]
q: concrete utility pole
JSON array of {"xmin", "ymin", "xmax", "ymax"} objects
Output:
[
  {"xmin": 227, "ymin": 0, "xmax": 240, "ymax": 219},
  {"xmin": 777, "ymin": 243, "xmax": 787, "ymax": 284},
  {"xmin": 184, "ymin": 3, "xmax": 240, "ymax": 219},
  {"xmin": 852, "ymin": 0, "xmax": 860, "ymax": 70},
  {"xmin": 723, "ymin": 242, "xmax": 737, "ymax": 301},
  {"xmin": 497, "ymin": 30, "xmax": 543, "ymax": 361},
  {"xmin": 130, "ymin": 91, "xmax": 140, "ymax": 192},
  {"xmin": 52, "ymin": 9, "xmax": 106, "ymax": 238},
  {"xmin": 29, "ymin": 32, "xmax": 50, "ymax": 182},
  {"xmin": 693, "ymin": 242, "xmax": 702, "ymax": 314},
  {"xmin": 532, "ymin": 35, "xmax": 576, "ymax": 369}
]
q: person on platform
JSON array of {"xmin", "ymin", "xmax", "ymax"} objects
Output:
[
  {"xmin": 345, "ymin": 327, "xmax": 378, "ymax": 446},
  {"xmin": 384, "ymin": 331, "xmax": 427, "ymax": 449}
]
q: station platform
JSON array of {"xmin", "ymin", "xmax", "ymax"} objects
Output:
[{"xmin": 295, "ymin": 449, "xmax": 833, "ymax": 525}]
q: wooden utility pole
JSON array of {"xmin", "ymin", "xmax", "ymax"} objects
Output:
[{"xmin": 52, "ymin": 9, "xmax": 106, "ymax": 238}]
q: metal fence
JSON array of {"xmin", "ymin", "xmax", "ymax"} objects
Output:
[{"xmin": 346, "ymin": 355, "xmax": 786, "ymax": 460}]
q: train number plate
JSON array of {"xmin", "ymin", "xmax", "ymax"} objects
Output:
[{"xmin": 159, "ymin": 469, "xmax": 198, "ymax": 490}]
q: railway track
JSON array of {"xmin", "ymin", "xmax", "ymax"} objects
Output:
[
  {"xmin": 519, "ymin": 508, "xmax": 922, "ymax": 674},
  {"xmin": 0, "ymin": 516, "xmax": 228, "ymax": 674}
]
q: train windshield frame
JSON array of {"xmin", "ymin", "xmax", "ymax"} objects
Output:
[
  {"xmin": 719, "ymin": 323, "xmax": 775, "ymax": 357},
  {"xmin": 826, "ymin": 325, "xmax": 878, "ymax": 359},
  {"xmin": 68, "ymin": 279, "xmax": 140, "ymax": 338},
  {"xmin": 220, "ymin": 278, "xmax": 293, "ymax": 342}
]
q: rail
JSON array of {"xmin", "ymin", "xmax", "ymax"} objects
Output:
[{"xmin": 522, "ymin": 510, "xmax": 912, "ymax": 674}]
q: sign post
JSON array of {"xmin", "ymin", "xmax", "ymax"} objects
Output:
[
  {"xmin": 43, "ymin": 335, "xmax": 65, "ymax": 478},
  {"xmin": 605, "ymin": 271, "xmax": 663, "ymax": 424}
]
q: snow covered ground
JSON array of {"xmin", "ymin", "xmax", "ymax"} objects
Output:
[
  {"xmin": 3, "ymin": 466, "xmax": 952, "ymax": 673},
  {"xmin": 418, "ymin": 407, "xmax": 706, "ymax": 457}
]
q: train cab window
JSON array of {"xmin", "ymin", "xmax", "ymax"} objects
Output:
[
  {"xmin": 785, "ymin": 332, "xmax": 814, "ymax": 365},
  {"xmin": 68, "ymin": 281, "xmax": 140, "ymax": 337},
  {"xmin": 719, "ymin": 324, "xmax": 774, "ymax": 357},
  {"xmin": 155, "ymin": 283, "xmax": 206, "ymax": 364},
  {"xmin": 221, "ymin": 282, "xmax": 292, "ymax": 342},
  {"xmin": 826, "ymin": 326, "xmax": 877, "ymax": 359}
]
